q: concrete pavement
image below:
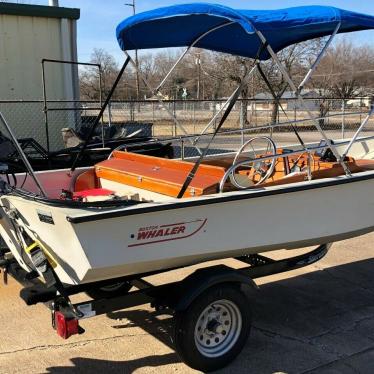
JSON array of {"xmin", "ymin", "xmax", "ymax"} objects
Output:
[{"xmin": 1, "ymin": 233, "xmax": 374, "ymax": 373}]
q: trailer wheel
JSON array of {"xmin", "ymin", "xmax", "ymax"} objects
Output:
[
  {"xmin": 85, "ymin": 281, "xmax": 132, "ymax": 299},
  {"xmin": 173, "ymin": 284, "xmax": 251, "ymax": 372}
]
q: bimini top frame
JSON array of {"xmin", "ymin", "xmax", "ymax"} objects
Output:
[
  {"xmin": 6, "ymin": 4, "xmax": 374, "ymax": 198},
  {"xmin": 115, "ymin": 3, "xmax": 374, "ymax": 194}
]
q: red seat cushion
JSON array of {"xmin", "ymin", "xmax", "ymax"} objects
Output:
[{"xmin": 73, "ymin": 188, "xmax": 114, "ymax": 199}]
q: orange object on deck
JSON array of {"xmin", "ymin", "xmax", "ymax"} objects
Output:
[{"xmin": 95, "ymin": 151, "xmax": 226, "ymax": 198}]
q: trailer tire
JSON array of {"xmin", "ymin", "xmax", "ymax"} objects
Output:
[
  {"xmin": 85, "ymin": 281, "xmax": 132, "ymax": 299},
  {"xmin": 173, "ymin": 283, "xmax": 251, "ymax": 372}
]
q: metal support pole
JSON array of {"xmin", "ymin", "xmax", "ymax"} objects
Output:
[
  {"xmin": 71, "ymin": 57, "xmax": 131, "ymax": 172},
  {"xmin": 180, "ymin": 138, "xmax": 185, "ymax": 160},
  {"xmin": 108, "ymin": 101, "xmax": 112, "ymax": 126},
  {"xmin": 257, "ymin": 62, "xmax": 311, "ymax": 176},
  {"xmin": 196, "ymin": 65, "xmax": 258, "ymax": 141},
  {"xmin": 122, "ymin": 22, "xmax": 233, "ymax": 154},
  {"xmin": 297, "ymin": 22, "xmax": 341, "ymax": 93},
  {"xmin": 255, "ymin": 30, "xmax": 351, "ymax": 177},
  {"xmin": 155, "ymin": 48, "xmax": 190, "ymax": 93},
  {"xmin": 124, "ymin": 51, "xmax": 201, "ymax": 153},
  {"xmin": 98, "ymin": 65, "xmax": 103, "ymax": 108},
  {"xmin": 240, "ymin": 100, "xmax": 245, "ymax": 146},
  {"xmin": 41, "ymin": 59, "xmax": 102, "ymax": 151},
  {"xmin": 98, "ymin": 65, "xmax": 105, "ymax": 148},
  {"xmin": 341, "ymin": 100, "xmax": 346, "ymax": 139},
  {"xmin": 196, "ymin": 52, "xmax": 201, "ymax": 100},
  {"xmin": 135, "ymin": 48, "xmax": 140, "ymax": 112},
  {"xmin": 125, "ymin": 1, "xmax": 140, "ymax": 110},
  {"xmin": 177, "ymin": 54, "xmax": 263, "ymax": 198},
  {"xmin": 154, "ymin": 22, "xmax": 233, "ymax": 94},
  {"xmin": 173, "ymin": 100, "xmax": 177, "ymax": 136},
  {"xmin": 41, "ymin": 61, "xmax": 50, "ymax": 153},
  {"xmin": 342, "ymin": 105, "xmax": 374, "ymax": 159}
]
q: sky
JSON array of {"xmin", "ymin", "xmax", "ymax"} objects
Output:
[{"xmin": 26, "ymin": 0, "xmax": 374, "ymax": 63}]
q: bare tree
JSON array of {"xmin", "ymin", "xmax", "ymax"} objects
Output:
[
  {"xmin": 325, "ymin": 41, "xmax": 361, "ymax": 99},
  {"xmin": 80, "ymin": 48, "xmax": 119, "ymax": 100},
  {"xmin": 309, "ymin": 39, "xmax": 374, "ymax": 125},
  {"xmin": 258, "ymin": 39, "xmax": 324, "ymax": 124},
  {"xmin": 206, "ymin": 53, "xmax": 256, "ymax": 125},
  {"xmin": 79, "ymin": 40, "xmax": 374, "ymax": 106}
]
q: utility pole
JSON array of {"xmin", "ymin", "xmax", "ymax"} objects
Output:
[
  {"xmin": 125, "ymin": 1, "xmax": 140, "ymax": 110},
  {"xmin": 196, "ymin": 52, "xmax": 201, "ymax": 100}
]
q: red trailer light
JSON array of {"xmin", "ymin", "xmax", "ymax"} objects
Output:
[{"xmin": 55, "ymin": 311, "xmax": 79, "ymax": 339}]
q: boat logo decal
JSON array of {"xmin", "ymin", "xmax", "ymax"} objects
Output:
[
  {"xmin": 128, "ymin": 219, "xmax": 207, "ymax": 247},
  {"xmin": 37, "ymin": 210, "xmax": 54, "ymax": 225}
]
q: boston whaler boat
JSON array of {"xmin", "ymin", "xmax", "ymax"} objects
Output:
[{"xmin": 1, "ymin": 4, "xmax": 374, "ymax": 371}]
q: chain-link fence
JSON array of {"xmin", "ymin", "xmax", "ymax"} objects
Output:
[{"xmin": 0, "ymin": 97, "xmax": 373, "ymax": 158}]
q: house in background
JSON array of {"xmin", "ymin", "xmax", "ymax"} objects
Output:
[{"xmin": 252, "ymin": 90, "xmax": 323, "ymax": 111}]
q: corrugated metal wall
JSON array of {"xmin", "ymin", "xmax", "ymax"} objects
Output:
[
  {"xmin": 0, "ymin": 14, "xmax": 75, "ymax": 100},
  {"xmin": 0, "ymin": 13, "xmax": 79, "ymax": 149}
]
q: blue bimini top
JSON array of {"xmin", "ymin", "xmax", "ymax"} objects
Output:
[{"xmin": 116, "ymin": 3, "xmax": 374, "ymax": 60}]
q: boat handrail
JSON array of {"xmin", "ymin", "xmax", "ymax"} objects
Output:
[
  {"xmin": 218, "ymin": 136, "xmax": 374, "ymax": 192},
  {"xmin": 109, "ymin": 110, "xmax": 368, "ymax": 155}
]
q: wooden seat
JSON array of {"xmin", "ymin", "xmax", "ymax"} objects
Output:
[
  {"xmin": 262, "ymin": 159, "xmax": 374, "ymax": 187},
  {"xmin": 95, "ymin": 151, "xmax": 226, "ymax": 198},
  {"xmin": 353, "ymin": 159, "xmax": 374, "ymax": 170},
  {"xmin": 78, "ymin": 152, "xmax": 374, "ymax": 199}
]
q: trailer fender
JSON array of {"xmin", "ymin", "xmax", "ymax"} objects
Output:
[{"xmin": 174, "ymin": 265, "xmax": 258, "ymax": 312}]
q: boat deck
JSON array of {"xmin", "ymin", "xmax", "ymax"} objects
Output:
[{"xmin": 71, "ymin": 150, "xmax": 374, "ymax": 202}]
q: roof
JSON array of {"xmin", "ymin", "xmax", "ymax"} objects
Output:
[
  {"xmin": 0, "ymin": 3, "xmax": 80, "ymax": 20},
  {"xmin": 255, "ymin": 90, "xmax": 322, "ymax": 100},
  {"xmin": 116, "ymin": 3, "xmax": 374, "ymax": 60}
]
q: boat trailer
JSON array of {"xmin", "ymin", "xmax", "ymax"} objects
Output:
[{"xmin": 0, "ymin": 243, "xmax": 330, "ymax": 372}]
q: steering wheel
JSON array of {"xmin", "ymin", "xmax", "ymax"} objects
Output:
[{"xmin": 230, "ymin": 136, "xmax": 277, "ymax": 188}]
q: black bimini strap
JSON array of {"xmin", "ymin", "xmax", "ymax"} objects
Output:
[
  {"xmin": 177, "ymin": 43, "xmax": 266, "ymax": 199},
  {"xmin": 177, "ymin": 84, "xmax": 243, "ymax": 198},
  {"xmin": 70, "ymin": 56, "xmax": 131, "ymax": 172},
  {"xmin": 257, "ymin": 64, "xmax": 306, "ymax": 148}
]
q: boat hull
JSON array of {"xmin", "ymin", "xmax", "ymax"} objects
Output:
[{"xmin": 1, "ymin": 171, "xmax": 374, "ymax": 285}]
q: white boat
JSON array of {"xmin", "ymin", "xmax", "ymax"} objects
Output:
[
  {"xmin": 1, "ymin": 3, "xmax": 374, "ymax": 289},
  {"xmin": 3, "ymin": 4, "xmax": 374, "ymax": 371}
]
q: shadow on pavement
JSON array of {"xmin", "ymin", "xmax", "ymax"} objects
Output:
[
  {"xmin": 45, "ymin": 258, "xmax": 374, "ymax": 373},
  {"xmin": 44, "ymin": 353, "xmax": 178, "ymax": 374}
]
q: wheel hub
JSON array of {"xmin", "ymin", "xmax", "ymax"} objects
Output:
[
  {"xmin": 206, "ymin": 319, "xmax": 222, "ymax": 334},
  {"xmin": 194, "ymin": 299, "xmax": 242, "ymax": 358}
]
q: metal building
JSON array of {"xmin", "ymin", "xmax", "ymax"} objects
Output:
[
  {"xmin": 0, "ymin": 2, "xmax": 80, "ymax": 149},
  {"xmin": 0, "ymin": 2, "xmax": 80, "ymax": 100}
]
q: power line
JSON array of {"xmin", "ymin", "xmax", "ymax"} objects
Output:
[{"xmin": 295, "ymin": 69, "xmax": 374, "ymax": 78}]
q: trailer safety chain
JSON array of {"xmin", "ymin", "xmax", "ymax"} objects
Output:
[
  {"xmin": 48, "ymin": 267, "xmax": 84, "ymax": 319},
  {"xmin": 0, "ymin": 263, "xmax": 8, "ymax": 285},
  {"xmin": 0, "ymin": 250, "xmax": 13, "ymax": 285},
  {"xmin": 5, "ymin": 219, "xmax": 83, "ymax": 320},
  {"xmin": 25, "ymin": 241, "xmax": 83, "ymax": 319}
]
